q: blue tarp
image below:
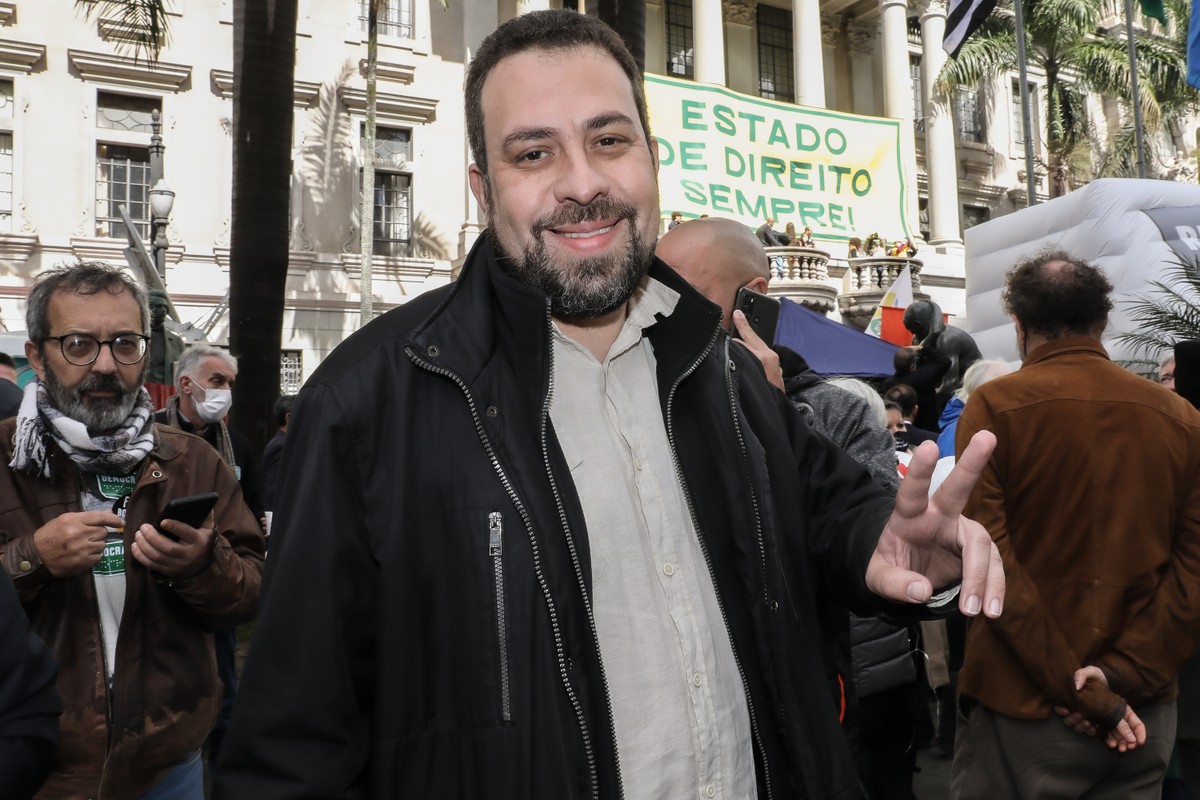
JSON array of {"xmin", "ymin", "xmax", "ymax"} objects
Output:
[{"xmin": 774, "ymin": 298, "xmax": 899, "ymax": 378}]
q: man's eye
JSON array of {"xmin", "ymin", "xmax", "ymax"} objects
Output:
[
  {"xmin": 519, "ymin": 149, "xmax": 547, "ymax": 163},
  {"xmin": 63, "ymin": 336, "xmax": 93, "ymax": 354}
]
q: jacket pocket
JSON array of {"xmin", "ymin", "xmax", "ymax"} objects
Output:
[{"xmin": 488, "ymin": 511, "xmax": 512, "ymax": 723}]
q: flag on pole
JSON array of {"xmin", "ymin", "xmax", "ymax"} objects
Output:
[
  {"xmin": 1139, "ymin": 0, "xmax": 1167, "ymax": 24},
  {"xmin": 1189, "ymin": 0, "xmax": 1200, "ymax": 89},
  {"xmin": 866, "ymin": 265, "xmax": 914, "ymax": 339},
  {"xmin": 944, "ymin": 0, "xmax": 998, "ymax": 58}
]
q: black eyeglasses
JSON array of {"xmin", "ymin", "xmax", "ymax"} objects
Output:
[{"xmin": 43, "ymin": 333, "xmax": 150, "ymax": 366}]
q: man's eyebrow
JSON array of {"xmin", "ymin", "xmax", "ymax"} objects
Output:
[
  {"xmin": 501, "ymin": 126, "xmax": 557, "ymax": 149},
  {"xmin": 585, "ymin": 112, "xmax": 636, "ymax": 132},
  {"xmin": 500, "ymin": 113, "xmax": 638, "ymax": 150}
]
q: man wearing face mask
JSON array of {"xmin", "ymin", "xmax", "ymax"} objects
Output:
[{"xmin": 155, "ymin": 344, "xmax": 264, "ymax": 771}]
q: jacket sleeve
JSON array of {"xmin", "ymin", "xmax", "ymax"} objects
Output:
[
  {"xmin": 955, "ymin": 398, "xmax": 1127, "ymax": 731},
  {"xmin": 1092, "ymin": 447, "xmax": 1200, "ymax": 703},
  {"xmin": 167, "ymin": 450, "xmax": 266, "ymax": 630},
  {"xmin": 215, "ymin": 382, "xmax": 376, "ymax": 799},
  {"xmin": 0, "ymin": 569, "xmax": 60, "ymax": 800}
]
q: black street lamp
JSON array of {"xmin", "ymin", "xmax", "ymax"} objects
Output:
[{"xmin": 149, "ymin": 179, "xmax": 174, "ymax": 282}]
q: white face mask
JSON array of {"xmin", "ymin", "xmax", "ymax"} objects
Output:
[{"xmin": 192, "ymin": 385, "xmax": 233, "ymax": 424}]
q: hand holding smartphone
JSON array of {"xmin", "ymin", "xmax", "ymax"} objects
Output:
[
  {"xmin": 156, "ymin": 492, "xmax": 219, "ymax": 540},
  {"xmin": 732, "ymin": 287, "xmax": 781, "ymax": 347}
]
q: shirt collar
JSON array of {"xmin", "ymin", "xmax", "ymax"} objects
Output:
[{"xmin": 552, "ymin": 276, "xmax": 681, "ymax": 362}]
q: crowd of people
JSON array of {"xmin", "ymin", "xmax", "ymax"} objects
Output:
[{"xmin": 0, "ymin": 10, "xmax": 1196, "ymax": 800}]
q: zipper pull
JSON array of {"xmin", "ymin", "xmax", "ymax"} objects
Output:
[{"xmin": 489, "ymin": 511, "xmax": 502, "ymax": 557}]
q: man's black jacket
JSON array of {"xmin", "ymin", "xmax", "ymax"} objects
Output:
[{"xmin": 216, "ymin": 234, "xmax": 896, "ymax": 800}]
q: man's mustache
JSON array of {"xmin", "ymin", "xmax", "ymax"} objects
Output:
[{"xmin": 532, "ymin": 198, "xmax": 637, "ymax": 235}]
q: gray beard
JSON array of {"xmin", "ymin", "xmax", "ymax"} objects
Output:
[
  {"xmin": 42, "ymin": 364, "xmax": 146, "ymax": 434},
  {"xmin": 491, "ymin": 198, "xmax": 655, "ymax": 321}
]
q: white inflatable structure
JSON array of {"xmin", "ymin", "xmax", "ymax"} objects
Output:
[{"xmin": 964, "ymin": 178, "xmax": 1200, "ymax": 364}]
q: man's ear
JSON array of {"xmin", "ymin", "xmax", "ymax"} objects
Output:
[
  {"xmin": 468, "ymin": 164, "xmax": 490, "ymax": 220},
  {"xmin": 649, "ymin": 136, "xmax": 660, "ymax": 173},
  {"xmin": 746, "ymin": 276, "xmax": 768, "ymax": 295},
  {"xmin": 24, "ymin": 340, "xmax": 45, "ymax": 382}
]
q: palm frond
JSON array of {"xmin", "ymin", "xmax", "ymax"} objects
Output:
[
  {"xmin": 1113, "ymin": 254, "xmax": 1200, "ymax": 361},
  {"xmin": 75, "ymin": 0, "xmax": 171, "ymax": 62},
  {"xmin": 937, "ymin": 19, "xmax": 1018, "ymax": 92}
]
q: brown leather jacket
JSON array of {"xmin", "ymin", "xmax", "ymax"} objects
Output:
[
  {"xmin": 0, "ymin": 421, "xmax": 266, "ymax": 799},
  {"xmin": 956, "ymin": 337, "xmax": 1200, "ymax": 730}
]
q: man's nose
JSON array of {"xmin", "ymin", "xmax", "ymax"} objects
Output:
[
  {"xmin": 90, "ymin": 343, "xmax": 119, "ymax": 374},
  {"xmin": 553, "ymin": 148, "xmax": 609, "ymax": 207}
]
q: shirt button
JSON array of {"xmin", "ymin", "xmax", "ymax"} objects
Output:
[
  {"xmin": 633, "ymin": 457, "xmax": 644, "ymax": 471},
  {"xmin": 693, "ymin": 673, "xmax": 703, "ymax": 687},
  {"xmin": 663, "ymin": 563, "xmax": 675, "ymax": 576},
  {"xmin": 706, "ymin": 785, "xmax": 716, "ymax": 798},
  {"xmin": 18, "ymin": 559, "xmax": 31, "ymax": 572}
]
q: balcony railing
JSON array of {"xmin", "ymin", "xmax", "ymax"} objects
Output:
[
  {"xmin": 838, "ymin": 256, "xmax": 926, "ymax": 330},
  {"xmin": 764, "ymin": 246, "xmax": 838, "ymax": 315}
]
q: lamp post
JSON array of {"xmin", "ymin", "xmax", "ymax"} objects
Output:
[{"xmin": 149, "ymin": 179, "xmax": 175, "ymax": 283}]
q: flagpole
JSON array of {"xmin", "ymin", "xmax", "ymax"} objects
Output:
[
  {"xmin": 1123, "ymin": 0, "xmax": 1148, "ymax": 178},
  {"xmin": 1013, "ymin": 0, "xmax": 1038, "ymax": 206}
]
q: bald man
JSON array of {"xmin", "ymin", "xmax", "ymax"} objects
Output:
[
  {"xmin": 657, "ymin": 217, "xmax": 898, "ymax": 488},
  {"xmin": 657, "ymin": 217, "xmax": 783, "ymax": 388}
]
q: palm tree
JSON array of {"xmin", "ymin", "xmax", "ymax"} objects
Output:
[
  {"xmin": 937, "ymin": 0, "xmax": 1195, "ymax": 196},
  {"xmin": 229, "ymin": 0, "xmax": 298, "ymax": 452},
  {"xmin": 80, "ymin": 0, "xmax": 297, "ymax": 453},
  {"xmin": 1115, "ymin": 254, "xmax": 1200, "ymax": 372},
  {"xmin": 76, "ymin": 0, "xmax": 171, "ymax": 60}
]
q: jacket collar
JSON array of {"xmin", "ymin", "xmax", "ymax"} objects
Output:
[
  {"xmin": 410, "ymin": 232, "xmax": 724, "ymax": 400},
  {"xmin": 1022, "ymin": 335, "xmax": 1109, "ymax": 368}
]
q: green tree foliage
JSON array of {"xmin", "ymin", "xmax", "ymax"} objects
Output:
[
  {"xmin": 937, "ymin": 0, "xmax": 1196, "ymax": 194},
  {"xmin": 1114, "ymin": 255, "xmax": 1200, "ymax": 371}
]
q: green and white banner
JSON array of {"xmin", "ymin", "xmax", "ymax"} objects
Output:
[{"xmin": 646, "ymin": 74, "xmax": 914, "ymax": 242}]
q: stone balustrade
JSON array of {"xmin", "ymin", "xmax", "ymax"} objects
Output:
[
  {"xmin": 764, "ymin": 246, "xmax": 838, "ymax": 315},
  {"xmin": 838, "ymin": 256, "xmax": 925, "ymax": 331}
]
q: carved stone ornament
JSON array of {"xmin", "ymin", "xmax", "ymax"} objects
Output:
[
  {"xmin": 846, "ymin": 19, "xmax": 879, "ymax": 52},
  {"xmin": 722, "ymin": 0, "xmax": 757, "ymax": 26},
  {"xmin": 916, "ymin": 0, "xmax": 949, "ymax": 18}
]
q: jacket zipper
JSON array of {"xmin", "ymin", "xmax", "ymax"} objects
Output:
[
  {"xmin": 407, "ymin": 346, "xmax": 600, "ymax": 799},
  {"xmin": 489, "ymin": 511, "xmax": 512, "ymax": 723},
  {"xmin": 537, "ymin": 310, "xmax": 626, "ymax": 800},
  {"xmin": 664, "ymin": 333, "xmax": 775, "ymax": 800}
]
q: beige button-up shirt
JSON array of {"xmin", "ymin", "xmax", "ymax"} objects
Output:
[{"xmin": 548, "ymin": 278, "xmax": 757, "ymax": 800}]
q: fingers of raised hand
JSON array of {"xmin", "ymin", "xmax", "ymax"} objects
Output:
[
  {"xmin": 928, "ymin": 430, "xmax": 996, "ymax": 520},
  {"xmin": 958, "ymin": 519, "xmax": 1004, "ymax": 618}
]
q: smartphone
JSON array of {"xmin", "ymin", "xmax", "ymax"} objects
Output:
[
  {"xmin": 157, "ymin": 492, "xmax": 219, "ymax": 533},
  {"xmin": 732, "ymin": 287, "xmax": 781, "ymax": 347}
]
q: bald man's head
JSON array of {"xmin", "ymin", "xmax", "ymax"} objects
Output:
[{"xmin": 656, "ymin": 217, "xmax": 770, "ymax": 326}]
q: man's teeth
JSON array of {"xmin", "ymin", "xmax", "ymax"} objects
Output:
[{"xmin": 560, "ymin": 225, "xmax": 613, "ymax": 239}]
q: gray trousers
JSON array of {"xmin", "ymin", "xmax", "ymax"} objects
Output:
[{"xmin": 950, "ymin": 700, "xmax": 1176, "ymax": 800}]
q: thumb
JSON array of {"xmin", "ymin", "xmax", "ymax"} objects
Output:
[{"xmin": 866, "ymin": 562, "xmax": 932, "ymax": 604}]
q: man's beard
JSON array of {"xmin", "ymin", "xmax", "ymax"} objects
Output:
[
  {"xmin": 494, "ymin": 197, "xmax": 655, "ymax": 321},
  {"xmin": 42, "ymin": 363, "xmax": 146, "ymax": 433}
]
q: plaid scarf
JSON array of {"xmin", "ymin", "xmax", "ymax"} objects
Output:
[{"xmin": 9, "ymin": 380, "xmax": 156, "ymax": 478}]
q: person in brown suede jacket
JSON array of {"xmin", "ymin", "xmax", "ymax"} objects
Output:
[
  {"xmin": 952, "ymin": 250, "xmax": 1200, "ymax": 798},
  {"xmin": 0, "ymin": 262, "xmax": 265, "ymax": 799}
]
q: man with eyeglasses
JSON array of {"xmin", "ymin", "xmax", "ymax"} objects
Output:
[{"xmin": 0, "ymin": 261, "xmax": 265, "ymax": 800}]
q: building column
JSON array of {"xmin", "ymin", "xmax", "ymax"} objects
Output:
[
  {"xmin": 919, "ymin": 0, "xmax": 962, "ymax": 249},
  {"xmin": 879, "ymin": 0, "xmax": 922, "ymax": 242},
  {"xmin": 723, "ymin": 0, "xmax": 757, "ymax": 95},
  {"xmin": 793, "ymin": 0, "xmax": 825, "ymax": 107},
  {"xmin": 694, "ymin": 0, "xmax": 726, "ymax": 84}
]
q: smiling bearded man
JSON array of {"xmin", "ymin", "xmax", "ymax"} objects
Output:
[{"xmin": 217, "ymin": 11, "xmax": 1008, "ymax": 800}]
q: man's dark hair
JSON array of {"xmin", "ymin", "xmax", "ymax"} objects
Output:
[
  {"xmin": 884, "ymin": 384, "xmax": 918, "ymax": 417},
  {"xmin": 27, "ymin": 261, "xmax": 150, "ymax": 345},
  {"xmin": 892, "ymin": 346, "xmax": 919, "ymax": 374},
  {"xmin": 0, "ymin": 352, "xmax": 16, "ymax": 370},
  {"xmin": 274, "ymin": 394, "xmax": 297, "ymax": 427},
  {"xmin": 1003, "ymin": 249, "xmax": 1113, "ymax": 339},
  {"xmin": 464, "ymin": 10, "xmax": 650, "ymax": 180}
]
